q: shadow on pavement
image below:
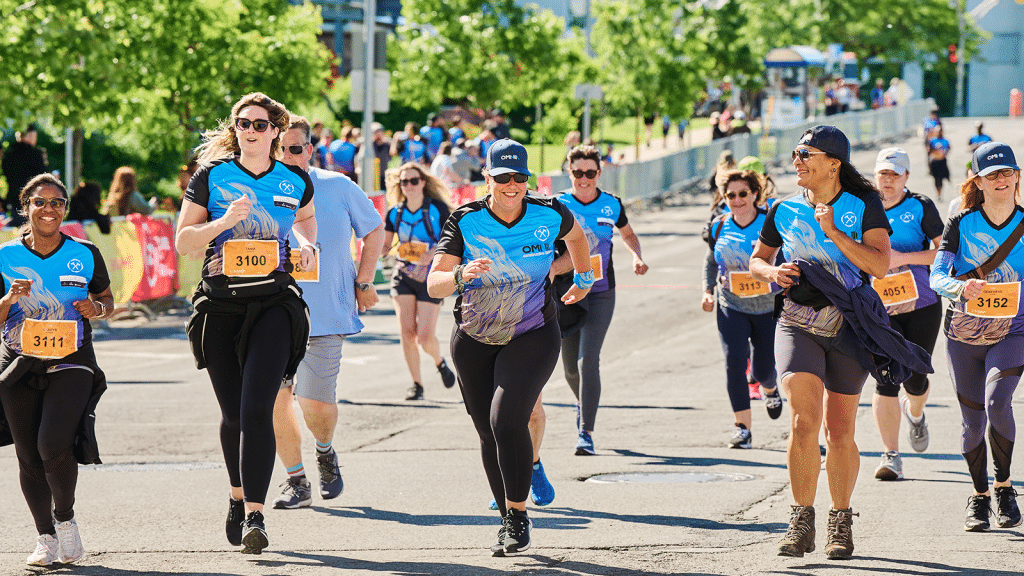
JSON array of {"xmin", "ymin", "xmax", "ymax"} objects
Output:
[
  {"xmin": 768, "ymin": 557, "xmax": 1024, "ymax": 575},
  {"xmin": 859, "ymin": 451, "xmax": 963, "ymax": 461},
  {"xmin": 543, "ymin": 402, "xmax": 694, "ymax": 412},
  {"xmin": 44, "ymin": 567, "xmax": 238, "ymax": 576},
  {"xmin": 348, "ymin": 332, "xmax": 401, "ymax": 345},
  {"xmin": 610, "ymin": 448, "xmax": 788, "ymax": 470},
  {"xmin": 538, "ymin": 506, "xmax": 787, "ymax": 533}
]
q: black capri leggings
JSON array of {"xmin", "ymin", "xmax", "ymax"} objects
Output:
[
  {"xmin": 0, "ymin": 367, "xmax": 92, "ymax": 535},
  {"xmin": 875, "ymin": 301, "xmax": 942, "ymax": 397},
  {"xmin": 451, "ymin": 321, "xmax": 560, "ymax": 515},
  {"xmin": 203, "ymin": 305, "xmax": 293, "ymax": 505}
]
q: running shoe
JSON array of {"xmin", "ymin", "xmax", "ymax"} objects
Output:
[
  {"xmin": 226, "ymin": 498, "xmax": 245, "ymax": 546},
  {"xmin": 824, "ymin": 508, "xmax": 858, "ymax": 559},
  {"xmin": 490, "ymin": 523, "xmax": 507, "ymax": 557},
  {"xmin": 575, "ymin": 430, "xmax": 596, "ymax": 455},
  {"xmin": 26, "ymin": 534, "xmax": 58, "ymax": 566},
  {"xmin": 874, "ymin": 451, "xmax": 903, "ymax": 481},
  {"xmin": 55, "ymin": 518, "xmax": 84, "ymax": 564},
  {"xmin": 437, "ymin": 359, "xmax": 457, "ymax": 389},
  {"xmin": 901, "ymin": 396, "xmax": 930, "ymax": 453},
  {"xmin": 241, "ymin": 511, "xmax": 269, "ymax": 555},
  {"xmin": 272, "ymin": 476, "xmax": 313, "ymax": 509},
  {"xmin": 995, "ymin": 486, "xmax": 1022, "ymax": 528},
  {"xmin": 748, "ymin": 381, "xmax": 763, "ymax": 400},
  {"xmin": 530, "ymin": 460, "xmax": 555, "ymax": 506},
  {"xmin": 728, "ymin": 424, "xmax": 752, "ymax": 449},
  {"xmin": 964, "ymin": 494, "xmax": 992, "ymax": 532},
  {"xmin": 317, "ymin": 450, "xmax": 344, "ymax": 499},
  {"xmin": 502, "ymin": 508, "xmax": 532, "ymax": 553},
  {"xmin": 777, "ymin": 505, "xmax": 815, "ymax": 557},
  {"xmin": 405, "ymin": 382, "xmax": 424, "ymax": 401},
  {"xmin": 764, "ymin": 387, "xmax": 783, "ymax": 420}
]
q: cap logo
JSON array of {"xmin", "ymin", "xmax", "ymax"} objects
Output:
[
  {"xmin": 501, "ymin": 154, "xmax": 518, "ymax": 160},
  {"xmin": 988, "ymin": 153, "xmax": 1004, "ymax": 160}
]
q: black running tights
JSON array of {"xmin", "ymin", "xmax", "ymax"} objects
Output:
[
  {"xmin": 0, "ymin": 367, "xmax": 91, "ymax": 535},
  {"xmin": 451, "ymin": 321, "xmax": 560, "ymax": 516},
  {"xmin": 203, "ymin": 306, "xmax": 292, "ymax": 505}
]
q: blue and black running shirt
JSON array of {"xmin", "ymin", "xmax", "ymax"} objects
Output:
[
  {"xmin": 554, "ymin": 188, "xmax": 627, "ymax": 293},
  {"xmin": 880, "ymin": 190, "xmax": 944, "ymax": 315},
  {"xmin": 0, "ymin": 233, "xmax": 110, "ymax": 357},
  {"xmin": 436, "ymin": 196, "xmax": 575, "ymax": 345}
]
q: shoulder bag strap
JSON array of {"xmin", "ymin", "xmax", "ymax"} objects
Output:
[{"xmin": 955, "ymin": 215, "xmax": 1024, "ymax": 281}]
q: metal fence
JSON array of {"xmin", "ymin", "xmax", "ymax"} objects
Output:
[{"xmin": 541, "ymin": 99, "xmax": 936, "ymax": 202}]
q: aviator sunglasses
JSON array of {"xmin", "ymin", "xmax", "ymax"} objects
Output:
[
  {"xmin": 400, "ymin": 177, "xmax": 422, "ymax": 186},
  {"xmin": 572, "ymin": 169, "xmax": 599, "ymax": 179},
  {"xmin": 792, "ymin": 148, "xmax": 827, "ymax": 161},
  {"xmin": 984, "ymin": 168, "xmax": 1017, "ymax": 181},
  {"xmin": 492, "ymin": 173, "xmax": 530, "ymax": 184},
  {"xmin": 234, "ymin": 118, "xmax": 275, "ymax": 132},
  {"xmin": 29, "ymin": 197, "xmax": 67, "ymax": 209},
  {"xmin": 281, "ymin": 144, "xmax": 306, "ymax": 155},
  {"xmin": 726, "ymin": 190, "xmax": 750, "ymax": 200}
]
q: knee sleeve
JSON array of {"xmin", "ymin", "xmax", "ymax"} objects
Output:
[
  {"xmin": 875, "ymin": 382, "xmax": 900, "ymax": 398},
  {"xmin": 903, "ymin": 375, "xmax": 929, "ymax": 397}
]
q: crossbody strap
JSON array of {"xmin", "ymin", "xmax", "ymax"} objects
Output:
[{"xmin": 955, "ymin": 216, "xmax": 1024, "ymax": 281}]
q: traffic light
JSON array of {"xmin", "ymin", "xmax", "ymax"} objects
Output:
[{"xmin": 949, "ymin": 44, "xmax": 958, "ymax": 64}]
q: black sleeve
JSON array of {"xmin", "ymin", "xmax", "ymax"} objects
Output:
[
  {"xmin": 384, "ymin": 207, "xmax": 397, "ymax": 233},
  {"xmin": 918, "ymin": 195, "xmax": 945, "ymax": 240},
  {"xmin": 184, "ymin": 164, "xmax": 212, "ymax": 208},
  {"xmin": 613, "ymin": 195, "xmax": 629, "ymax": 228},
  {"xmin": 861, "ymin": 190, "xmax": 893, "ymax": 235},
  {"xmin": 435, "ymin": 207, "xmax": 467, "ymax": 258},
  {"xmin": 284, "ymin": 163, "xmax": 315, "ymax": 209},
  {"xmin": 84, "ymin": 242, "xmax": 112, "ymax": 294},
  {"xmin": 938, "ymin": 209, "xmax": 965, "ymax": 254},
  {"xmin": 758, "ymin": 201, "xmax": 783, "ymax": 248},
  {"xmin": 552, "ymin": 198, "xmax": 576, "ymax": 240}
]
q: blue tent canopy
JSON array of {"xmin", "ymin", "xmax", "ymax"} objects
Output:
[{"xmin": 764, "ymin": 46, "xmax": 826, "ymax": 68}]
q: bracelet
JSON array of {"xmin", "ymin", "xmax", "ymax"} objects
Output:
[
  {"xmin": 573, "ymin": 269, "xmax": 595, "ymax": 290},
  {"xmin": 94, "ymin": 301, "xmax": 105, "ymax": 318},
  {"xmin": 453, "ymin": 265, "xmax": 466, "ymax": 294}
]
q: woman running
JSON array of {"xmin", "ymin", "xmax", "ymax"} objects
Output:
[
  {"xmin": 930, "ymin": 141, "xmax": 1024, "ymax": 532},
  {"xmin": 702, "ymin": 170, "xmax": 782, "ymax": 450},
  {"xmin": 750, "ymin": 126, "xmax": 891, "ymax": 559},
  {"xmin": 0, "ymin": 174, "xmax": 113, "ymax": 566},
  {"xmin": 382, "ymin": 162, "xmax": 457, "ymax": 400},
  {"xmin": 426, "ymin": 139, "xmax": 593, "ymax": 555},
  {"xmin": 868, "ymin": 148, "xmax": 944, "ymax": 481},
  {"xmin": 177, "ymin": 92, "xmax": 316, "ymax": 555}
]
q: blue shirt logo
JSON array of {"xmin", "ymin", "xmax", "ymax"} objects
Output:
[
  {"xmin": 67, "ymin": 259, "xmax": 84, "ymax": 273},
  {"xmin": 534, "ymin": 226, "xmax": 550, "ymax": 242}
]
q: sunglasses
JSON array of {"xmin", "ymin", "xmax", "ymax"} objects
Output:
[
  {"xmin": 726, "ymin": 190, "xmax": 750, "ymax": 200},
  {"xmin": 234, "ymin": 118, "xmax": 275, "ymax": 132},
  {"xmin": 29, "ymin": 197, "xmax": 67, "ymax": 209},
  {"xmin": 400, "ymin": 177, "xmax": 422, "ymax": 186},
  {"xmin": 281, "ymin": 144, "xmax": 305, "ymax": 155},
  {"xmin": 792, "ymin": 148, "xmax": 828, "ymax": 161},
  {"xmin": 984, "ymin": 168, "xmax": 1017, "ymax": 181},
  {"xmin": 492, "ymin": 173, "xmax": 530, "ymax": 184},
  {"xmin": 572, "ymin": 169, "xmax": 599, "ymax": 179}
]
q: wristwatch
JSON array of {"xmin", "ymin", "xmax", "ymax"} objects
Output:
[{"xmin": 356, "ymin": 282, "xmax": 373, "ymax": 292}]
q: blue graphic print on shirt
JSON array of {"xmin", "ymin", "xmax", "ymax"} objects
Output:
[
  {"xmin": 385, "ymin": 200, "xmax": 451, "ymax": 282},
  {"xmin": 882, "ymin": 190, "xmax": 944, "ymax": 315},
  {"xmin": 707, "ymin": 211, "xmax": 779, "ymax": 314},
  {"xmin": 555, "ymin": 189, "xmax": 627, "ymax": 293}
]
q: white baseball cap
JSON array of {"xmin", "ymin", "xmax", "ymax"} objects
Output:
[{"xmin": 875, "ymin": 147, "xmax": 910, "ymax": 175}]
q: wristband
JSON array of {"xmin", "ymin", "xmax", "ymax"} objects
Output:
[
  {"xmin": 94, "ymin": 301, "xmax": 106, "ymax": 318},
  {"xmin": 453, "ymin": 265, "xmax": 466, "ymax": 294},
  {"xmin": 573, "ymin": 269, "xmax": 595, "ymax": 290}
]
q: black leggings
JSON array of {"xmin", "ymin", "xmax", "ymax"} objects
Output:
[
  {"xmin": 203, "ymin": 305, "xmax": 293, "ymax": 505},
  {"xmin": 451, "ymin": 321, "xmax": 560, "ymax": 516},
  {"xmin": 0, "ymin": 367, "xmax": 92, "ymax": 535},
  {"xmin": 875, "ymin": 301, "xmax": 942, "ymax": 397}
]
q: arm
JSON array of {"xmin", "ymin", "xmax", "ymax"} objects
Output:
[
  {"xmin": 426, "ymin": 253, "xmax": 492, "ymax": 299},
  {"xmin": 560, "ymin": 220, "xmax": 594, "ymax": 304},
  {"xmin": 381, "ymin": 231, "xmax": 396, "ymax": 260},
  {"xmin": 74, "ymin": 286, "xmax": 115, "ymax": 320},
  {"xmin": 618, "ymin": 223, "xmax": 648, "ymax": 275},
  {"xmin": 929, "ymin": 249, "xmax": 985, "ymax": 302},
  {"xmin": 291, "ymin": 202, "xmax": 318, "ymax": 270},
  {"xmin": 175, "ymin": 197, "xmax": 249, "ymax": 256},
  {"xmin": 749, "ymin": 240, "xmax": 801, "ymax": 289},
  {"xmin": 355, "ymin": 223, "xmax": 385, "ymax": 312},
  {"xmin": 549, "ymin": 251, "xmax": 572, "ymax": 278},
  {"xmin": 701, "ymin": 247, "xmax": 716, "ymax": 312},
  {"xmin": 0, "ymin": 279, "xmax": 33, "ymax": 323},
  {"xmin": 889, "ymin": 235, "xmax": 942, "ymax": 269},
  {"xmin": 815, "ymin": 203, "xmax": 890, "ymax": 277}
]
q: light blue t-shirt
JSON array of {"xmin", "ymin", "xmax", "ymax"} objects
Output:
[{"xmin": 294, "ymin": 167, "xmax": 382, "ymax": 337}]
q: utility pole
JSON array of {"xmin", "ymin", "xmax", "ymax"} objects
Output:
[
  {"xmin": 360, "ymin": 0, "xmax": 377, "ymax": 195},
  {"xmin": 955, "ymin": 0, "xmax": 965, "ymax": 117}
]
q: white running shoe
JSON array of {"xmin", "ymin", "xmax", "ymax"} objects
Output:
[
  {"xmin": 55, "ymin": 519, "xmax": 84, "ymax": 563},
  {"xmin": 26, "ymin": 534, "xmax": 59, "ymax": 566},
  {"xmin": 901, "ymin": 395, "xmax": 930, "ymax": 453}
]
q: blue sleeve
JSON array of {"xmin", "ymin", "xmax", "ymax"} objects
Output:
[
  {"xmin": 930, "ymin": 250, "xmax": 964, "ymax": 301},
  {"xmin": 349, "ymin": 187, "xmax": 384, "ymax": 239}
]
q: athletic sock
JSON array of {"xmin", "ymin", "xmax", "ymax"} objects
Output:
[
  {"xmin": 286, "ymin": 463, "xmax": 305, "ymax": 478},
  {"xmin": 316, "ymin": 440, "xmax": 333, "ymax": 455},
  {"xmin": 907, "ymin": 410, "xmax": 924, "ymax": 424}
]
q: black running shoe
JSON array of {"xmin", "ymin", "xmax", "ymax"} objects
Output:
[
  {"xmin": 490, "ymin": 523, "xmax": 507, "ymax": 557},
  {"xmin": 438, "ymin": 359, "xmax": 457, "ymax": 389},
  {"xmin": 225, "ymin": 498, "xmax": 244, "ymax": 546},
  {"xmin": 272, "ymin": 476, "xmax": 312, "ymax": 509},
  {"xmin": 965, "ymin": 494, "xmax": 992, "ymax": 532},
  {"xmin": 405, "ymin": 382, "xmax": 424, "ymax": 401},
  {"xmin": 241, "ymin": 511, "xmax": 269, "ymax": 555},
  {"xmin": 317, "ymin": 450, "xmax": 344, "ymax": 500},
  {"xmin": 764, "ymin": 388, "xmax": 783, "ymax": 420},
  {"xmin": 502, "ymin": 508, "xmax": 531, "ymax": 554},
  {"xmin": 995, "ymin": 486, "xmax": 1022, "ymax": 528}
]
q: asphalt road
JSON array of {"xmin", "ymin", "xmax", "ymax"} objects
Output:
[{"xmin": 2, "ymin": 117, "xmax": 1024, "ymax": 575}]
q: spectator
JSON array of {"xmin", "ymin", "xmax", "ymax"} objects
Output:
[
  {"xmin": 1, "ymin": 123, "xmax": 47, "ymax": 223},
  {"xmin": 391, "ymin": 122, "xmax": 430, "ymax": 166},
  {"xmin": 662, "ymin": 115, "xmax": 671, "ymax": 145},
  {"xmin": 448, "ymin": 115, "xmax": 466, "ymax": 143},
  {"xmin": 430, "ymin": 141, "xmax": 465, "ymax": 191},
  {"xmin": 729, "ymin": 111, "xmax": 752, "ymax": 136},
  {"xmin": 562, "ymin": 131, "xmax": 581, "ymax": 172},
  {"xmin": 490, "ymin": 109, "xmax": 511, "ymax": 141},
  {"xmin": 315, "ymin": 129, "xmax": 334, "ymax": 170},
  {"xmin": 424, "ymin": 113, "xmax": 448, "ymax": 159},
  {"xmin": 328, "ymin": 126, "xmax": 358, "ymax": 183},
  {"xmin": 678, "ymin": 118, "xmax": 688, "ymax": 146},
  {"xmin": 710, "ymin": 112, "xmax": 727, "ymax": 140},
  {"xmin": 103, "ymin": 166, "xmax": 153, "ymax": 217},
  {"xmin": 835, "ymin": 78, "xmax": 851, "ymax": 114},
  {"xmin": 356, "ymin": 121, "xmax": 392, "ymax": 191},
  {"xmin": 969, "ymin": 121, "xmax": 992, "ymax": 152},
  {"xmin": 870, "ymin": 79, "xmax": 886, "ymax": 109},
  {"xmin": 824, "ymin": 79, "xmax": 838, "ymax": 116},
  {"xmin": 67, "ymin": 181, "xmax": 111, "ymax": 234}
]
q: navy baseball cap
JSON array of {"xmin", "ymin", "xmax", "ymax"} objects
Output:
[
  {"xmin": 972, "ymin": 141, "xmax": 1019, "ymax": 177},
  {"xmin": 486, "ymin": 139, "xmax": 530, "ymax": 176},
  {"xmin": 798, "ymin": 125, "xmax": 850, "ymax": 163}
]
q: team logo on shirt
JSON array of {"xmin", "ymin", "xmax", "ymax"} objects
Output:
[
  {"xmin": 900, "ymin": 212, "xmax": 915, "ymax": 223},
  {"xmin": 601, "ymin": 205, "xmax": 614, "ymax": 217},
  {"xmin": 67, "ymin": 259, "xmax": 84, "ymax": 273},
  {"xmin": 840, "ymin": 212, "xmax": 857, "ymax": 227},
  {"xmin": 60, "ymin": 275, "xmax": 87, "ymax": 288},
  {"xmin": 279, "ymin": 181, "xmax": 296, "ymax": 196},
  {"xmin": 534, "ymin": 226, "xmax": 550, "ymax": 242}
]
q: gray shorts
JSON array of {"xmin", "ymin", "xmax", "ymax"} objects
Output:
[
  {"xmin": 775, "ymin": 323, "xmax": 867, "ymax": 395},
  {"xmin": 280, "ymin": 334, "xmax": 346, "ymax": 403}
]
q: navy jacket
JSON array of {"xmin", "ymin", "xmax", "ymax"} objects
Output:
[{"xmin": 795, "ymin": 259, "xmax": 933, "ymax": 387}]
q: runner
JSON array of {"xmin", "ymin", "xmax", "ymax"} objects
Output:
[
  {"xmin": 177, "ymin": 92, "xmax": 316, "ymax": 555},
  {"xmin": 0, "ymin": 174, "xmax": 113, "ymax": 566},
  {"xmin": 930, "ymin": 141, "xmax": 1024, "ymax": 532},
  {"xmin": 869, "ymin": 148, "xmax": 944, "ymax": 481},
  {"xmin": 270, "ymin": 116, "xmax": 384, "ymax": 509},
  {"xmin": 750, "ymin": 126, "xmax": 892, "ymax": 560},
  {"xmin": 426, "ymin": 139, "xmax": 593, "ymax": 555},
  {"xmin": 551, "ymin": 144, "xmax": 649, "ymax": 455},
  {"xmin": 927, "ymin": 125, "xmax": 951, "ymax": 201},
  {"xmin": 382, "ymin": 162, "xmax": 457, "ymax": 400},
  {"xmin": 702, "ymin": 169, "xmax": 782, "ymax": 450}
]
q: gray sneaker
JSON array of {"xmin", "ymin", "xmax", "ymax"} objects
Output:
[
  {"xmin": 902, "ymin": 396, "xmax": 929, "ymax": 453},
  {"xmin": 272, "ymin": 476, "xmax": 312, "ymax": 509},
  {"xmin": 874, "ymin": 450, "xmax": 903, "ymax": 481}
]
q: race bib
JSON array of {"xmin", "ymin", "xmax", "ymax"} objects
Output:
[
  {"xmin": 729, "ymin": 271, "xmax": 770, "ymax": 297},
  {"xmin": 223, "ymin": 239, "xmax": 279, "ymax": 277},
  {"xmin": 288, "ymin": 248, "xmax": 319, "ymax": 283},
  {"xmin": 872, "ymin": 270, "xmax": 919, "ymax": 307},
  {"xmin": 21, "ymin": 318, "xmax": 78, "ymax": 359},
  {"xmin": 965, "ymin": 282, "xmax": 1020, "ymax": 318},
  {"xmin": 591, "ymin": 254, "xmax": 603, "ymax": 281},
  {"xmin": 397, "ymin": 241, "xmax": 429, "ymax": 263}
]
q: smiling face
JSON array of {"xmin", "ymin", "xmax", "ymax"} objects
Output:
[
  {"xmin": 793, "ymin": 145, "xmax": 839, "ymax": 191},
  {"xmin": 725, "ymin": 179, "xmax": 755, "ymax": 214},
  {"xmin": 399, "ymin": 168, "xmax": 425, "ymax": 202},
  {"xmin": 570, "ymin": 158, "xmax": 600, "ymax": 196},
  {"xmin": 27, "ymin": 184, "xmax": 67, "ymax": 237},
  {"xmin": 978, "ymin": 169, "xmax": 1020, "ymax": 201},
  {"xmin": 486, "ymin": 171, "xmax": 529, "ymax": 215},
  {"xmin": 235, "ymin": 105, "xmax": 280, "ymax": 161}
]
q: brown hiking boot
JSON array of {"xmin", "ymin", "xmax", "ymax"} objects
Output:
[
  {"xmin": 778, "ymin": 505, "xmax": 815, "ymax": 557},
  {"xmin": 824, "ymin": 507, "xmax": 859, "ymax": 559}
]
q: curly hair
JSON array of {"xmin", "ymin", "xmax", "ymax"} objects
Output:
[
  {"xmin": 385, "ymin": 162, "xmax": 453, "ymax": 210},
  {"xmin": 711, "ymin": 170, "xmax": 765, "ymax": 209},
  {"xmin": 194, "ymin": 92, "xmax": 290, "ymax": 165}
]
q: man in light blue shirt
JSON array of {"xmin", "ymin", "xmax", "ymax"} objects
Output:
[{"xmin": 271, "ymin": 115, "xmax": 385, "ymax": 509}]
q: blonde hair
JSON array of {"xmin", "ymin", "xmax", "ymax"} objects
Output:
[
  {"xmin": 194, "ymin": 92, "xmax": 290, "ymax": 165},
  {"xmin": 385, "ymin": 162, "xmax": 453, "ymax": 210},
  {"xmin": 960, "ymin": 173, "xmax": 1021, "ymax": 211},
  {"xmin": 105, "ymin": 166, "xmax": 138, "ymax": 215}
]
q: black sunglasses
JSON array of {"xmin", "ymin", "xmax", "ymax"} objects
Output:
[
  {"xmin": 400, "ymin": 177, "xmax": 422, "ymax": 186},
  {"xmin": 234, "ymin": 118, "xmax": 275, "ymax": 132},
  {"xmin": 29, "ymin": 197, "xmax": 67, "ymax": 209},
  {"xmin": 492, "ymin": 173, "xmax": 530, "ymax": 184},
  {"xmin": 281, "ymin": 144, "xmax": 305, "ymax": 155},
  {"xmin": 984, "ymin": 168, "xmax": 1017, "ymax": 181},
  {"xmin": 726, "ymin": 190, "xmax": 750, "ymax": 200},
  {"xmin": 792, "ymin": 148, "xmax": 827, "ymax": 161},
  {"xmin": 572, "ymin": 169, "xmax": 599, "ymax": 179}
]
